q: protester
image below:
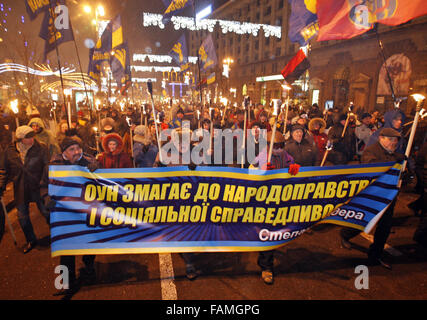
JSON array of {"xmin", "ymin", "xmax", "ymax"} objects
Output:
[
  {"xmin": 355, "ymin": 113, "xmax": 374, "ymax": 157},
  {"xmin": 308, "ymin": 118, "xmax": 328, "ymax": 161},
  {"xmin": 0, "ymin": 126, "xmax": 50, "ymax": 253},
  {"xmin": 327, "ymin": 113, "xmax": 357, "ymax": 165},
  {"xmin": 133, "ymin": 125, "xmax": 158, "ymax": 168},
  {"xmin": 28, "ymin": 117, "xmax": 60, "ymax": 159},
  {"xmin": 340, "ymin": 128, "xmax": 405, "ymax": 269},
  {"xmin": 285, "ymin": 124, "xmax": 319, "ymax": 167},
  {"xmin": 97, "ymin": 133, "xmax": 133, "ymax": 169},
  {"xmin": 45, "ymin": 136, "xmax": 99, "ymax": 295}
]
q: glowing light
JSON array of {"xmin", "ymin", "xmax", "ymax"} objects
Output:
[
  {"xmin": 133, "ymin": 54, "xmax": 198, "ymax": 64},
  {"xmin": 0, "ymin": 63, "xmax": 75, "ymax": 76},
  {"xmin": 131, "ymin": 65, "xmax": 181, "ymax": 73},
  {"xmin": 411, "ymin": 94, "xmax": 425, "ymax": 103},
  {"xmin": 143, "ymin": 13, "xmax": 281, "ymax": 38},
  {"xmin": 9, "ymin": 99, "xmax": 19, "ymax": 114}
]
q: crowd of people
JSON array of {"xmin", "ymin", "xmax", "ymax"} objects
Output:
[{"xmin": 0, "ymin": 98, "xmax": 426, "ymax": 292}]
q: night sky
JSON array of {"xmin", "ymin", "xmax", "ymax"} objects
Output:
[{"xmin": 0, "ymin": 0, "xmax": 228, "ymax": 72}]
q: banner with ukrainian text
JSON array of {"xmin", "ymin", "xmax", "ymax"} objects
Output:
[{"xmin": 49, "ymin": 162, "xmax": 401, "ymax": 257}]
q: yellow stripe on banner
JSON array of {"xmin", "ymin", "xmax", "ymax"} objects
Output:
[
  {"xmin": 49, "ymin": 165, "xmax": 397, "ymax": 181},
  {"xmin": 51, "ymin": 244, "xmax": 288, "ymax": 257}
]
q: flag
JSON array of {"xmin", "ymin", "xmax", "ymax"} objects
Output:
[
  {"xmin": 25, "ymin": 0, "xmax": 51, "ymax": 20},
  {"xmin": 207, "ymin": 72, "xmax": 216, "ymax": 85},
  {"xmin": 110, "ymin": 42, "xmax": 132, "ymax": 95},
  {"xmin": 317, "ymin": 0, "xmax": 427, "ymax": 41},
  {"xmin": 169, "ymin": 34, "xmax": 190, "ymax": 73},
  {"xmin": 88, "ymin": 48, "xmax": 108, "ymax": 84},
  {"xmin": 198, "ymin": 34, "xmax": 217, "ymax": 71},
  {"xmin": 162, "ymin": 0, "xmax": 193, "ymax": 25},
  {"xmin": 39, "ymin": 1, "xmax": 74, "ymax": 61},
  {"xmin": 288, "ymin": 0, "xmax": 319, "ymax": 46},
  {"xmin": 281, "ymin": 49, "xmax": 310, "ymax": 84},
  {"xmin": 95, "ymin": 15, "xmax": 123, "ymax": 53}
]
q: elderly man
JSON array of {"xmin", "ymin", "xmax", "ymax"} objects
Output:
[
  {"xmin": 45, "ymin": 136, "xmax": 99, "ymax": 295},
  {"xmin": 0, "ymin": 126, "xmax": 50, "ymax": 253},
  {"xmin": 340, "ymin": 128, "xmax": 405, "ymax": 269}
]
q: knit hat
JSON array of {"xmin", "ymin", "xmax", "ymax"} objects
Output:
[
  {"xmin": 16, "ymin": 126, "xmax": 35, "ymax": 140},
  {"xmin": 290, "ymin": 124, "xmax": 305, "ymax": 133},
  {"xmin": 60, "ymin": 136, "xmax": 82, "ymax": 152}
]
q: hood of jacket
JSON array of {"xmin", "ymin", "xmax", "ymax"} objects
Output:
[
  {"xmin": 102, "ymin": 133, "xmax": 124, "ymax": 155},
  {"xmin": 383, "ymin": 109, "xmax": 405, "ymax": 131}
]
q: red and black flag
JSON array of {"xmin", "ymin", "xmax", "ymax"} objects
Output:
[{"xmin": 281, "ymin": 49, "xmax": 310, "ymax": 84}]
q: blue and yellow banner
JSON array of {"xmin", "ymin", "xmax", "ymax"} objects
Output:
[{"xmin": 49, "ymin": 162, "xmax": 401, "ymax": 257}]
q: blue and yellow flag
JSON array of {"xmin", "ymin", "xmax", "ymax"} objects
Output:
[
  {"xmin": 207, "ymin": 72, "xmax": 216, "ymax": 85},
  {"xmin": 110, "ymin": 42, "xmax": 132, "ymax": 95},
  {"xmin": 25, "ymin": 0, "xmax": 50, "ymax": 20},
  {"xmin": 96, "ymin": 15, "xmax": 123, "ymax": 53},
  {"xmin": 198, "ymin": 34, "xmax": 217, "ymax": 71},
  {"xmin": 162, "ymin": 0, "xmax": 193, "ymax": 25},
  {"xmin": 169, "ymin": 34, "xmax": 190, "ymax": 73},
  {"xmin": 88, "ymin": 48, "xmax": 109, "ymax": 83},
  {"xmin": 288, "ymin": 0, "xmax": 319, "ymax": 46},
  {"xmin": 49, "ymin": 162, "xmax": 401, "ymax": 257},
  {"xmin": 38, "ymin": 0, "xmax": 74, "ymax": 61}
]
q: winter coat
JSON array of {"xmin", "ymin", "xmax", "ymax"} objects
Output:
[
  {"xmin": 97, "ymin": 133, "xmax": 133, "ymax": 169},
  {"xmin": 361, "ymin": 140, "xmax": 405, "ymax": 164},
  {"xmin": 28, "ymin": 117, "xmax": 60, "ymax": 158},
  {"xmin": 328, "ymin": 123, "xmax": 356, "ymax": 162},
  {"xmin": 0, "ymin": 140, "xmax": 49, "ymax": 205},
  {"xmin": 285, "ymin": 137, "xmax": 319, "ymax": 167},
  {"xmin": 134, "ymin": 142, "xmax": 158, "ymax": 168}
]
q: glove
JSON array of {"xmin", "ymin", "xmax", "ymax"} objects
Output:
[
  {"xmin": 87, "ymin": 162, "xmax": 99, "ymax": 172},
  {"xmin": 188, "ymin": 163, "xmax": 197, "ymax": 171},
  {"xmin": 288, "ymin": 164, "xmax": 301, "ymax": 176}
]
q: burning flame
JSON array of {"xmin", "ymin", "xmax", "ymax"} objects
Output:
[{"xmin": 10, "ymin": 99, "xmax": 19, "ymax": 114}]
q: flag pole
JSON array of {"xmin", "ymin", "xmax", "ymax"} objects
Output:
[
  {"xmin": 47, "ymin": 0, "xmax": 70, "ymax": 129},
  {"xmin": 147, "ymin": 81, "xmax": 163, "ymax": 163},
  {"xmin": 268, "ymin": 99, "xmax": 281, "ymax": 164},
  {"xmin": 375, "ymin": 24, "xmax": 397, "ymax": 104},
  {"xmin": 192, "ymin": 0, "xmax": 203, "ymax": 114}
]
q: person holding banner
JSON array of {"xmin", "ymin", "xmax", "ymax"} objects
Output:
[
  {"xmin": 0, "ymin": 126, "xmax": 50, "ymax": 254},
  {"xmin": 45, "ymin": 137, "xmax": 99, "ymax": 295},
  {"xmin": 256, "ymin": 130, "xmax": 295, "ymax": 285},
  {"xmin": 285, "ymin": 124, "xmax": 319, "ymax": 167},
  {"xmin": 340, "ymin": 128, "xmax": 405, "ymax": 269}
]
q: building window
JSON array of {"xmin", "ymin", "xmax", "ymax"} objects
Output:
[
  {"xmin": 275, "ymin": 47, "xmax": 281, "ymax": 57},
  {"xmin": 278, "ymin": 0, "xmax": 284, "ymax": 9},
  {"xmin": 264, "ymin": 6, "xmax": 271, "ymax": 16},
  {"xmin": 255, "ymin": 40, "xmax": 259, "ymax": 50},
  {"xmin": 254, "ymin": 53, "xmax": 258, "ymax": 61},
  {"xmin": 264, "ymin": 51, "xmax": 270, "ymax": 59}
]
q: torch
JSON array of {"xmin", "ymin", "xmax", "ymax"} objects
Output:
[
  {"xmin": 126, "ymin": 116, "xmax": 136, "ymax": 168},
  {"xmin": 398, "ymin": 94, "xmax": 426, "ymax": 186},
  {"xmin": 341, "ymin": 102, "xmax": 354, "ymax": 138},
  {"xmin": 147, "ymin": 80, "xmax": 163, "ymax": 163},
  {"xmin": 9, "ymin": 99, "xmax": 19, "ymax": 129},
  {"xmin": 241, "ymin": 96, "xmax": 250, "ymax": 168},
  {"xmin": 267, "ymin": 99, "xmax": 281, "ymax": 164},
  {"xmin": 320, "ymin": 140, "xmax": 333, "ymax": 167}
]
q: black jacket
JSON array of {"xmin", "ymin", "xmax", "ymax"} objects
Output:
[
  {"xmin": 285, "ymin": 137, "xmax": 319, "ymax": 167},
  {"xmin": 0, "ymin": 140, "xmax": 49, "ymax": 205}
]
